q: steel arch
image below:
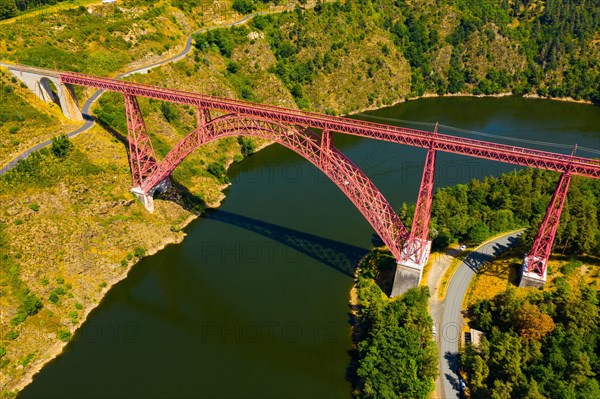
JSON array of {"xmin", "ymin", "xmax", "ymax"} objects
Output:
[{"xmin": 139, "ymin": 113, "xmax": 409, "ymax": 260}]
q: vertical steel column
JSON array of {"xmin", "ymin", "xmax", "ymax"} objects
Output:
[
  {"xmin": 401, "ymin": 146, "xmax": 437, "ymax": 265},
  {"xmin": 196, "ymin": 106, "xmax": 210, "ymax": 144},
  {"xmin": 124, "ymin": 94, "xmax": 157, "ymax": 187},
  {"xmin": 523, "ymin": 172, "xmax": 572, "ymax": 277},
  {"xmin": 320, "ymin": 129, "xmax": 332, "ymax": 169}
]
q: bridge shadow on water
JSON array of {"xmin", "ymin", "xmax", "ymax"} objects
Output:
[
  {"xmin": 97, "ymin": 115, "xmax": 367, "ymax": 276},
  {"xmin": 205, "ymin": 209, "xmax": 368, "ymax": 277}
]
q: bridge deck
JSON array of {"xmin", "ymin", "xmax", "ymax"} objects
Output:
[
  {"xmin": 56, "ymin": 71, "xmax": 600, "ymax": 179},
  {"xmin": 0, "ymin": 62, "xmax": 60, "ymax": 78}
]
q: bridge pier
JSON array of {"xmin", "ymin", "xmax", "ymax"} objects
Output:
[
  {"xmin": 519, "ymin": 258, "xmax": 547, "ymax": 288},
  {"xmin": 519, "ymin": 172, "xmax": 571, "ymax": 288},
  {"xmin": 391, "ymin": 140, "xmax": 437, "ymax": 297},
  {"xmin": 131, "ymin": 178, "xmax": 171, "ymax": 213},
  {"xmin": 4, "ymin": 66, "xmax": 83, "ymax": 121},
  {"xmin": 391, "ymin": 262, "xmax": 425, "ymax": 297}
]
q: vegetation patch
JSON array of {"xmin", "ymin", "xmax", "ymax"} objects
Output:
[
  {"xmin": 462, "ymin": 282, "xmax": 600, "ymax": 398},
  {"xmin": 350, "ymin": 250, "xmax": 437, "ymax": 398}
]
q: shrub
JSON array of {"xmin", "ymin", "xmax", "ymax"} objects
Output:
[
  {"xmin": 237, "ymin": 137, "xmax": 255, "ymax": 156},
  {"xmin": 7, "ymin": 330, "xmax": 19, "ymax": 340},
  {"xmin": 48, "ymin": 292, "xmax": 59, "ymax": 304},
  {"xmin": 0, "ymin": 346, "xmax": 6, "ymax": 358},
  {"xmin": 160, "ymin": 102, "xmax": 177, "ymax": 123},
  {"xmin": 21, "ymin": 353, "xmax": 34, "ymax": 367},
  {"xmin": 207, "ymin": 162, "xmax": 229, "ymax": 183},
  {"xmin": 227, "ymin": 61, "xmax": 239, "ymax": 74},
  {"xmin": 559, "ymin": 260, "xmax": 582, "ymax": 275},
  {"xmin": 232, "ymin": 0, "xmax": 256, "ymax": 15},
  {"xmin": 58, "ymin": 330, "xmax": 71, "ymax": 342},
  {"xmin": 21, "ymin": 291, "xmax": 42, "ymax": 315},
  {"xmin": 10, "ymin": 311, "xmax": 27, "ymax": 326},
  {"xmin": 29, "ymin": 203, "xmax": 39, "ymax": 212},
  {"xmin": 133, "ymin": 246, "xmax": 146, "ymax": 257},
  {"xmin": 51, "ymin": 134, "xmax": 73, "ymax": 158}
]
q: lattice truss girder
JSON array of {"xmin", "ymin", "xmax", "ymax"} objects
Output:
[
  {"xmin": 56, "ymin": 72, "xmax": 600, "ymax": 268},
  {"xmin": 59, "ymin": 72, "xmax": 600, "ymax": 179}
]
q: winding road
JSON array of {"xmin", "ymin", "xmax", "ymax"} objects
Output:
[
  {"xmin": 0, "ymin": 8, "xmax": 283, "ymax": 176},
  {"xmin": 431, "ymin": 230, "xmax": 524, "ymax": 399}
]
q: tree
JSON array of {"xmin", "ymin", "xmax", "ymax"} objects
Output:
[
  {"xmin": 207, "ymin": 161, "xmax": 229, "ymax": 183},
  {"xmin": 51, "ymin": 134, "xmax": 73, "ymax": 158},
  {"xmin": 232, "ymin": 0, "xmax": 256, "ymax": 15},
  {"xmin": 0, "ymin": 0, "xmax": 17, "ymax": 20},
  {"xmin": 237, "ymin": 137, "xmax": 255, "ymax": 156},
  {"xmin": 467, "ymin": 220, "xmax": 490, "ymax": 244},
  {"xmin": 512, "ymin": 302, "xmax": 555, "ymax": 340}
]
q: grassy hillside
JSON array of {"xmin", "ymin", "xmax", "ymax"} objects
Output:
[{"xmin": 0, "ymin": 70, "xmax": 80, "ymax": 166}]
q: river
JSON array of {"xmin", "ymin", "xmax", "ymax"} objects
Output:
[{"xmin": 19, "ymin": 96, "xmax": 599, "ymax": 398}]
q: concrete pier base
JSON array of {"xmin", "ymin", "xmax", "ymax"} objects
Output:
[
  {"xmin": 390, "ymin": 262, "xmax": 424, "ymax": 297},
  {"xmin": 390, "ymin": 239, "xmax": 431, "ymax": 297},
  {"xmin": 131, "ymin": 178, "xmax": 171, "ymax": 213},
  {"xmin": 519, "ymin": 269, "xmax": 547, "ymax": 288},
  {"xmin": 518, "ymin": 257, "xmax": 547, "ymax": 288}
]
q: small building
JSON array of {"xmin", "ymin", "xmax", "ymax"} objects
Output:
[
  {"xmin": 102, "ymin": 0, "xmax": 117, "ymax": 3},
  {"xmin": 470, "ymin": 329, "xmax": 484, "ymax": 347}
]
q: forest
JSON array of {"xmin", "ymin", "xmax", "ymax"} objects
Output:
[
  {"xmin": 462, "ymin": 282, "xmax": 599, "ymax": 398},
  {"xmin": 396, "ymin": 168, "xmax": 600, "ymax": 256},
  {"xmin": 207, "ymin": 0, "xmax": 600, "ymax": 105},
  {"xmin": 0, "ymin": 0, "xmax": 67, "ymax": 19},
  {"xmin": 353, "ymin": 252, "xmax": 438, "ymax": 398}
]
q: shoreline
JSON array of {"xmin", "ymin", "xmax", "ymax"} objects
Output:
[
  {"xmin": 345, "ymin": 91, "xmax": 594, "ymax": 117},
  {"xmin": 5, "ymin": 141, "xmax": 277, "ymax": 393},
  {"xmin": 6, "ymin": 211, "xmax": 200, "ymax": 393}
]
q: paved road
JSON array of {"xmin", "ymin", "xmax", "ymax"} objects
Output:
[
  {"xmin": 0, "ymin": 10, "xmax": 277, "ymax": 176},
  {"xmin": 437, "ymin": 230, "xmax": 524, "ymax": 399}
]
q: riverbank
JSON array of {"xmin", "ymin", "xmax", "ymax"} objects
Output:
[
  {"xmin": 8, "ymin": 214, "xmax": 199, "ymax": 394},
  {"xmin": 348, "ymin": 249, "xmax": 437, "ymax": 398},
  {"xmin": 347, "ymin": 91, "xmax": 594, "ymax": 118}
]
